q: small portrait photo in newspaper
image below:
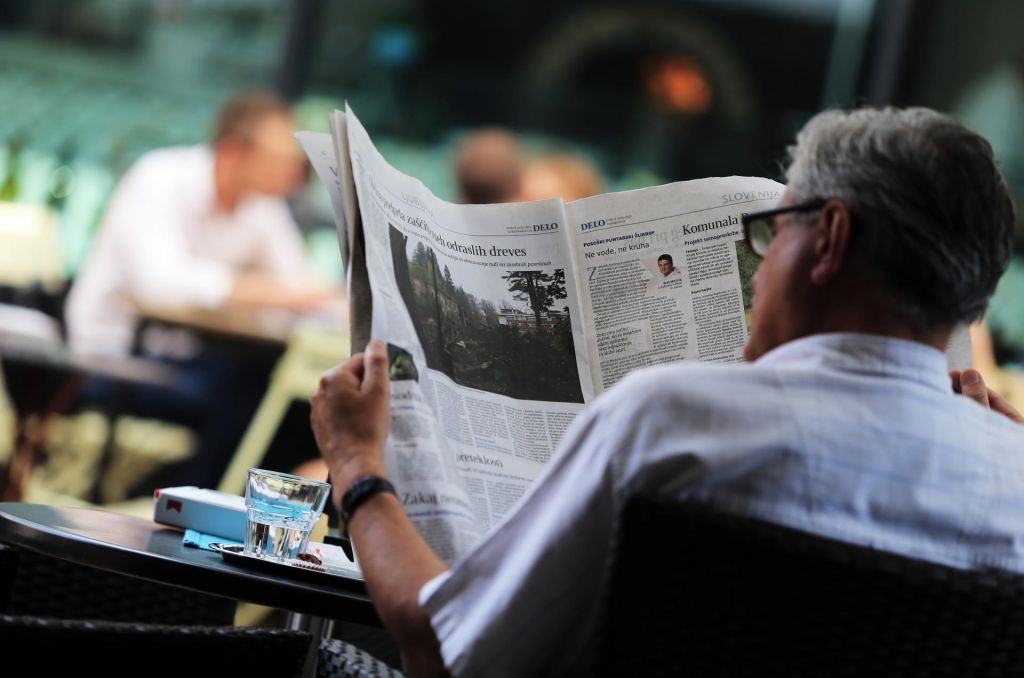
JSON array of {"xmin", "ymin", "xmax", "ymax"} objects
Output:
[{"xmin": 645, "ymin": 252, "xmax": 685, "ymax": 293}]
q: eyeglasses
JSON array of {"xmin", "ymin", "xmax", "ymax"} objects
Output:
[{"xmin": 741, "ymin": 198, "xmax": 827, "ymax": 257}]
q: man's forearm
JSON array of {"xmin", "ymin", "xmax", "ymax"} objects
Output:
[
  {"xmin": 310, "ymin": 342, "xmax": 448, "ymax": 675},
  {"xmin": 230, "ymin": 271, "xmax": 335, "ymax": 309},
  {"xmin": 349, "ymin": 491, "xmax": 449, "ymax": 677}
]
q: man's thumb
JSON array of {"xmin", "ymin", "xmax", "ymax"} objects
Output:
[
  {"xmin": 362, "ymin": 339, "xmax": 391, "ymax": 394},
  {"xmin": 960, "ymin": 368, "xmax": 990, "ymax": 409}
]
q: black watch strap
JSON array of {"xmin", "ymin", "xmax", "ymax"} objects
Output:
[{"xmin": 340, "ymin": 476, "xmax": 397, "ymax": 538}]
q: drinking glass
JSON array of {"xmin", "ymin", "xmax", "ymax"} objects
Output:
[{"xmin": 244, "ymin": 468, "xmax": 331, "ymax": 561}]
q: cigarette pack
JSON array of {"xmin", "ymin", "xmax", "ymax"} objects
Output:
[{"xmin": 153, "ymin": 486, "xmax": 247, "ymax": 541}]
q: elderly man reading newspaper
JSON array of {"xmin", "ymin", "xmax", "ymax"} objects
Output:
[{"xmin": 311, "ymin": 107, "xmax": 1024, "ymax": 676}]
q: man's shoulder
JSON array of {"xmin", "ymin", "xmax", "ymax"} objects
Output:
[
  {"xmin": 233, "ymin": 194, "xmax": 298, "ymax": 236},
  {"xmin": 127, "ymin": 145, "xmax": 211, "ymax": 183},
  {"xmin": 603, "ymin": 360, "xmax": 766, "ymax": 414},
  {"xmin": 237, "ymin": 193, "xmax": 293, "ymax": 218},
  {"xmin": 97, "ymin": 146, "xmax": 215, "ymax": 229}
]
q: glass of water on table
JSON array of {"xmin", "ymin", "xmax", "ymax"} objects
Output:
[{"xmin": 244, "ymin": 468, "xmax": 331, "ymax": 561}]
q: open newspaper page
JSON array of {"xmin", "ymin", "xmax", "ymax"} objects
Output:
[
  {"xmin": 302, "ymin": 115, "xmax": 974, "ymax": 564},
  {"xmin": 562, "ymin": 179, "xmax": 973, "ymax": 389},
  {"xmin": 296, "ymin": 119, "xmax": 373, "ymax": 350},
  {"xmin": 344, "ymin": 106, "xmax": 594, "ymax": 563},
  {"xmin": 563, "ymin": 178, "xmax": 785, "ymax": 393},
  {"xmin": 295, "ymin": 130, "xmax": 350, "ymax": 264}
]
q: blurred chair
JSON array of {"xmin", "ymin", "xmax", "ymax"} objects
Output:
[
  {"xmin": 218, "ymin": 327, "xmax": 348, "ymax": 495},
  {"xmin": 0, "ymin": 202, "xmax": 64, "ymax": 295},
  {"xmin": 0, "ymin": 303, "xmax": 62, "ymax": 343},
  {"xmin": 0, "ymin": 544, "xmax": 235, "ymax": 625},
  {"xmin": 0, "ymin": 544, "xmax": 15, "ymax": 612},
  {"xmin": 595, "ymin": 495, "xmax": 1024, "ymax": 676},
  {"xmin": 95, "ymin": 415, "xmax": 195, "ymax": 503},
  {"xmin": 0, "ymin": 203, "xmax": 73, "ymax": 501},
  {"xmin": 0, "ymin": 614, "xmax": 312, "ymax": 677},
  {"xmin": 0, "ymin": 198, "xmax": 189, "ymax": 505},
  {"xmin": 0, "ymin": 331, "xmax": 181, "ymax": 502},
  {"xmin": 0, "ymin": 311, "xmax": 79, "ymax": 501},
  {"xmin": 0, "ymin": 544, "xmax": 400, "ymax": 676},
  {"xmin": 0, "ymin": 303, "xmax": 63, "ymax": 442},
  {"xmin": 0, "ymin": 305, "xmax": 63, "ymax": 489},
  {"xmin": 318, "ymin": 636, "xmax": 405, "ymax": 677}
]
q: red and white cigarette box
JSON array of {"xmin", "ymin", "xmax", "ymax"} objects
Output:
[{"xmin": 153, "ymin": 486, "xmax": 247, "ymax": 541}]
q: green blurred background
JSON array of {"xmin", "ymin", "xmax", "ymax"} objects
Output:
[{"xmin": 1, "ymin": 0, "xmax": 1022, "ymax": 279}]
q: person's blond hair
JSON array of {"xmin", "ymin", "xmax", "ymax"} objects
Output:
[
  {"xmin": 211, "ymin": 90, "xmax": 291, "ymax": 146},
  {"xmin": 454, "ymin": 128, "xmax": 525, "ymax": 204},
  {"xmin": 520, "ymin": 153, "xmax": 605, "ymax": 202}
]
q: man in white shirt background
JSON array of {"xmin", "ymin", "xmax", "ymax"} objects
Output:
[
  {"xmin": 67, "ymin": 90, "xmax": 333, "ymax": 356},
  {"xmin": 66, "ymin": 91, "xmax": 337, "ymax": 491},
  {"xmin": 310, "ymin": 107, "xmax": 1024, "ymax": 676}
]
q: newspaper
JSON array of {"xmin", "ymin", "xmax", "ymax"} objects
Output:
[{"xmin": 298, "ymin": 107, "xmax": 965, "ymax": 563}]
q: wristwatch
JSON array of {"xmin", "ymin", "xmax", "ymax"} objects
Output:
[{"xmin": 340, "ymin": 475, "xmax": 397, "ymax": 538}]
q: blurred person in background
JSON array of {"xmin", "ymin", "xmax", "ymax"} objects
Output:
[
  {"xmin": 453, "ymin": 128, "xmax": 525, "ymax": 204},
  {"xmin": 65, "ymin": 90, "xmax": 338, "ymax": 493},
  {"xmin": 66, "ymin": 90, "xmax": 333, "ymax": 356},
  {"xmin": 516, "ymin": 152, "xmax": 605, "ymax": 202}
]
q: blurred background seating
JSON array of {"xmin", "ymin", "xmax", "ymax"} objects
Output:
[{"xmin": 217, "ymin": 326, "xmax": 348, "ymax": 496}]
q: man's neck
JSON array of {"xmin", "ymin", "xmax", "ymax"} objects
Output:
[
  {"xmin": 805, "ymin": 283, "xmax": 951, "ymax": 353},
  {"xmin": 213, "ymin": 152, "xmax": 242, "ymax": 213}
]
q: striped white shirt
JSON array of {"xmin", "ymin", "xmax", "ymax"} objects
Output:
[
  {"xmin": 66, "ymin": 146, "xmax": 311, "ymax": 356},
  {"xmin": 421, "ymin": 333, "xmax": 1024, "ymax": 676}
]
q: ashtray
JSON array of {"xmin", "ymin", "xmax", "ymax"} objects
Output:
[{"xmin": 208, "ymin": 543, "xmax": 364, "ymax": 589}]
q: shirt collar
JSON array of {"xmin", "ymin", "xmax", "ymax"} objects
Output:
[{"xmin": 755, "ymin": 333, "xmax": 951, "ymax": 393}]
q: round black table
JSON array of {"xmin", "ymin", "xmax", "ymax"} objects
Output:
[{"xmin": 0, "ymin": 503, "xmax": 378, "ymax": 626}]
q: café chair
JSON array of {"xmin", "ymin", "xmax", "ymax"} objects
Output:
[
  {"xmin": 0, "ymin": 202, "xmax": 65, "ymax": 293},
  {"xmin": 0, "ymin": 308, "xmax": 79, "ymax": 502},
  {"xmin": 1, "ymin": 544, "xmax": 400, "ymax": 676},
  {"xmin": 0, "ymin": 544, "xmax": 236, "ymax": 625},
  {"xmin": 594, "ymin": 495, "xmax": 1024, "ymax": 676},
  {"xmin": 0, "ymin": 544, "xmax": 14, "ymax": 611},
  {"xmin": 218, "ymin": 327, "xmax": 348, "ymax": 495},
  {"xmin": 0, "ymin": 614, "xmax": 312, "ymax": 677},
  {"xmin": 318, "ymin": 637, "xmax": 406, "ymax": 677},
  {"xmin": 0, "ymin": 301, "xmax": 182, "ymax": 503},
  {"xmin": 0, "ymin": 613, "xmax": 401, "ymax": 678}
]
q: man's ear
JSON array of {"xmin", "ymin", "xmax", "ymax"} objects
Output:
[{"xmin": 809, "ymin": 199, "xmax": 853, "ymax": 286}]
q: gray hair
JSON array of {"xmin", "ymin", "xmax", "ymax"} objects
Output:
[{"xmin": 784, "ymin": 107, "xmax": 1015, "ymax": 334}]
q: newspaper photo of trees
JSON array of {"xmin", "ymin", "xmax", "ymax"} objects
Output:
[
  {"xmin": 390, "ymin": 225, "xmax": 584, "ymax": 403},
  {"xmin": 734, "ymin": 239, "xmax": 758, "ymax": 311}
]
